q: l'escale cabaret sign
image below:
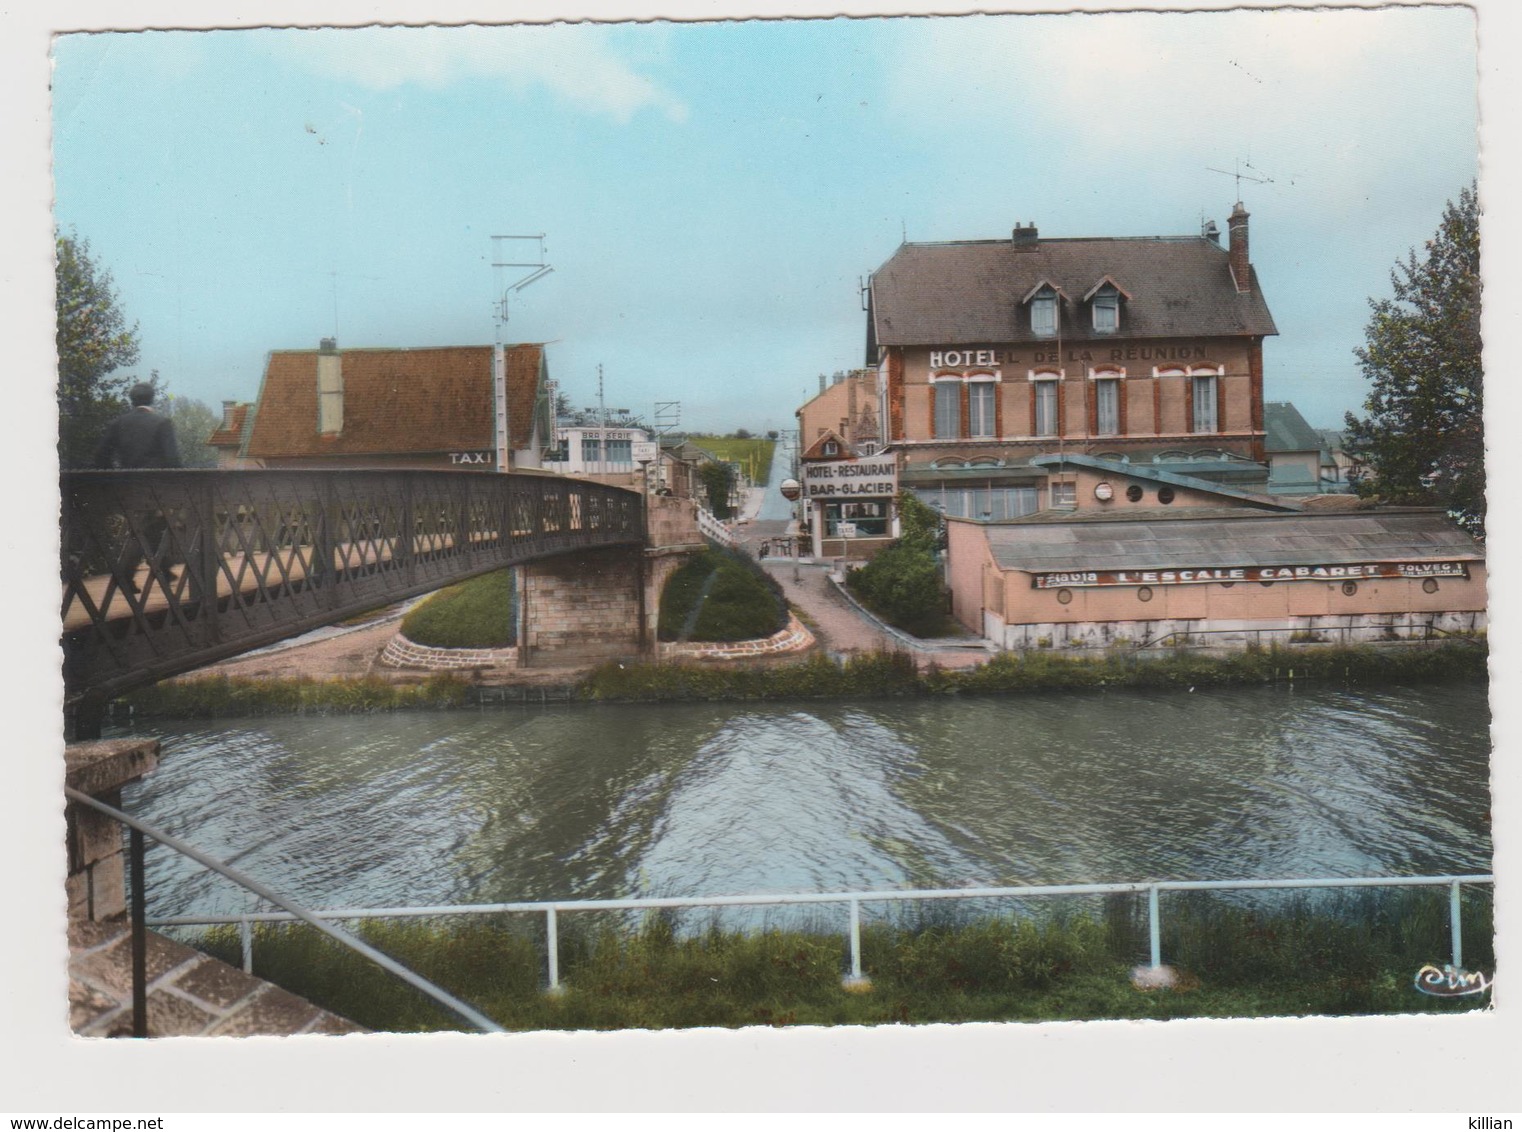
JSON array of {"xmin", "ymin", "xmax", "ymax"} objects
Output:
[{"xmin": 1031, "ymin": 561, "xmax": 1470, "ymax": 589}]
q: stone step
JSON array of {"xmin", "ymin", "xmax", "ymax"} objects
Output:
[{"xmin": 69, "ymin": 917, "xmax": 365, "ymax": 1037}]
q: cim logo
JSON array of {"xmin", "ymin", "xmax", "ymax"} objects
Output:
[{"xmin": 1414, "ymin": 963, "xmax": 1491, "ymax": 997}]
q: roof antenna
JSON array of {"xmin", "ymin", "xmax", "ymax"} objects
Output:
[{"xmin": 1207, "ymin": 159, "xmax": 1274, "ymax": 200}]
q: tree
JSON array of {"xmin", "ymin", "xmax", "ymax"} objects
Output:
[
  {"xmin": 56, "ymin": 232, "xmax": 141, "ymax": 468},
  {"xmin": 165, "ymin": 394, "xmax": 221, "ymax": 468},
  {"xmin": 698, "ymin": 460, "xmax": 736, "ymax": 519},
  {"xmin": 1344, "ymin": 185, "xmax": 1483, "ymax": 535},
  {"xmin": 844, "ymin": 492, "xmax": 948, "ymax": 636}
]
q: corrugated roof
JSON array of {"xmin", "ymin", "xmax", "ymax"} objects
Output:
[
  {"xmin": 244, "ymin": 345, "xmax": 544, "ymax": 458},
  {"xmin": 982, "ymin": 510, "xmax": 1481, "ymax": 573},
  {"xmin": 1264, "ymin": 402, "xmax": 1326, "ymax": 454},
  {"xmin": 870, "ymin": 235, "xmax": 1277, "ymax": 347}
]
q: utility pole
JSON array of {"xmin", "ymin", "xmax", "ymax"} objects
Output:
[{"xmin": 491, "ymin": 233, "xmax": 553, "ymax": 473}]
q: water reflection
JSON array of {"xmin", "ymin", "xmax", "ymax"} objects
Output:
[{"xmin": 118, "ymin": 682, "xmax": 1492, "ymax": 921}]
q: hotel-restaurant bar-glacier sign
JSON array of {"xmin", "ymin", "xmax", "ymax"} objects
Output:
[{"xmin": 802, "ymin": 456, "xmax": 898, "ymax": 499}]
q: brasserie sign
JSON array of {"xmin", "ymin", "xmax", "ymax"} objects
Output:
[
  {"xmin": 1031, "ymin": 561, "xmax": 1470, "ymax": 589},
  {"xmin": 802, "ymin": 456, "xmax": 898, "ymax": 499}
]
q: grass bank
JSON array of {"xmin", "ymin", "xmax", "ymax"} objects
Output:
[
  {"xmin": 124, "ymin": 640, "xmax": 1485, "ymax": 718},
  {"xmin": 191, "ymin": 888, "xmax": 1492, "ymax": 1032},
  {"xmin": 657, "ymin": 546, "xmax": 788, "ymax": 642},
  {"xmin": 400, "ymin": 569, "xmax": 515, "ymax": 648},
  {"xmin": 578, "ymin": 640, "xmax": 1487, "ymax": 703},
  {"xmin": 123, "ymin": 673, "xmax": 471, "ymax": 719}
]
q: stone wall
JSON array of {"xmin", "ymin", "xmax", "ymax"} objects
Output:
[
  {"xmin": 380, "ymin": 634, "xmax": 519, "ymax": 670},
  {"xmin": 65, "ymin": 738, "xmax": 160, "ymax": 921},
  {"xmin": 521, "ymin": 545, "xmax": 643, "ymax": 659},
  {"xmin": 657, "ymin": 614, "xmax": 815, "ymax": 661},
  {"xmin": 987, "ymin": 610, "xmax": 1487, "ymax": 651},
  {"xmin": 648, "ymin": 494, "xmax": 703, "ymax": 547}
]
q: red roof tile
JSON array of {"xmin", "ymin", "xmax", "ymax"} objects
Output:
[
  {"xmin": 206, "ymin": 403, "xmax": 250, "ymax": 449},
  {"xmin": 244, "ymin": 345, "xmax": 544, "ymax": 458}
]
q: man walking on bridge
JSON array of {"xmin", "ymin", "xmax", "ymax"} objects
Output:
[
  {"xmin": 93, "ymin": 382, "xmax": 182, "ymax": 595},
  {"xmin": 93, "ymin": 381, "xmax": 181, "ymax": 471}
]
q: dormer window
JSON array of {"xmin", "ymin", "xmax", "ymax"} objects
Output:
[
  {"xmin": 1092, "ymin": 286, "xmax": 1120, "ymax": 333},
  {"xmin": 1022, "ymin": 280, "xmax": 1066, "ymax": 339},
  {"xmin": 823, "ymin": 441, "xmax": 839, "ymax": 456},
  {"xmin": 1031, "ymin": 290, "xmax": 1058, "ymax": 337},
  {"xmin": 1082, "ymin": 276, "xmax": 1129, "ymax": 335}
]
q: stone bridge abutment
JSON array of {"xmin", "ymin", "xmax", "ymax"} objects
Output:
[{"xmin": 515, "ymin": 494, "xmax": 707, "ymax": 666}]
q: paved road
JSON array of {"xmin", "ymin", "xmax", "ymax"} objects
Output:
[{"xmin": 730, "ymin": 493, "xmax": 990, "ymax": 668}]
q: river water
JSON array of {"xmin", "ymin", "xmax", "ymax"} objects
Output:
[{"xmin": 116, "ymin": 682, "xmax": 1492, "ymax": 921}]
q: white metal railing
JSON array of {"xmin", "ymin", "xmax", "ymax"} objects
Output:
[
  {"xmin": 695, "ymin": 504, "xmax": 737, "ymax": 547},
  {"xmin": 149, "ymin": 873, "xmax": 1493, "ymax": 993},
  {"xmin": 66, "ymin": 787, "xmax": 504, "ymax": 1033}
]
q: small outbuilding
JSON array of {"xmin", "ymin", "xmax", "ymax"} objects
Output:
[{"xmin": 945, "ymin": 456, "xmax": 1484, "ymax": 651}]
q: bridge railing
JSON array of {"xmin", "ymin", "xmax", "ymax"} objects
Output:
[
  {"xmin": 151, "ymin": 873, "xmax": 1493, "ymax": 997},
  {"xmin": 695, "ymin": 504, "xmax": 736, "ymax": 547},
  {"xmin": 65, "ymin": 785, "xmax": 503, "ymax": 1035},
  {"xmin": 60, "ymin": 469, "xmax": 643, "ymax": 709}
]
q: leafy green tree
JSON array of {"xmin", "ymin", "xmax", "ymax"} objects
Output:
[
  {"xmin": 56, "ymin": 231, "xmax": 141, "ymax": 467},
  {"xmin": 1344, "ymin": 185, "xmax": 1483, "ymax": 535},
  {"xmin": 165, "ymin": 394, "xmax": 221, "ymax": 468},
  {"xmin": 698, "ymin": 460, "xmax": 736, "ymax": 519},
  {"xmin": 895, "ymin": 489, "xmax": 946, "ymax": 555},
  {"xmin": 845, "ymin": 491, "xmax": 948, "ymax": 636}
]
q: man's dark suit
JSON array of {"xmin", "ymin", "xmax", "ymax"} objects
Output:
[
  {"xmin": 93, "ymin": 406, "xmax": 182, "ymax": 470},
  {"xmin": 93, "ymin": 406, "xmax": 183, "ymax": 594}
]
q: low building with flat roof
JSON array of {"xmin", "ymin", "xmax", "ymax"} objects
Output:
[{"xmin": 946, "ymin": 455, "xmax": 1484, "ymax": 651}]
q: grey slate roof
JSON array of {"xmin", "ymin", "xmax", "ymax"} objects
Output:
[
  {"xmin": 980, "ymin": 510, "xmax": 1481, "ymax": 574},
  {"xmin": 1028, "ymin": 453, "xmax": 1294, "ymax": 511},
  {"xmin": 1264, "ymin": 402, "xmax": 1327, "ymax": 454},
  {"xmin": 870, "ymin": 235, "xmax": 1277, "ymax": 348}
]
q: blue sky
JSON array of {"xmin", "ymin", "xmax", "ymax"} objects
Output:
[{"xmin": 49, "ymin": 7, "xmax": 1478, "ymax": 435}]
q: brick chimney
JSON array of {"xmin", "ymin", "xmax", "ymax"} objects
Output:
[
  {"xmin": 1228, "ymin": 203, "xmax": 1251, "ymax": 293},
  {"xmin": 317, "ymin": 337, "xmax": 343, "ymax": 435},
  {"xmin": 1013, "ymin": 221, "xmax": 1039, "ymax": 249}
]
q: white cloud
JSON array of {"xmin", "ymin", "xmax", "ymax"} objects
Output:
[
  {"xmin": 274, "ymin": 24, "xmax": 689, "ymax": 123},
  {"xmin": 885, "ymin": 8, "xmax": 1474, "ymax": 204}
]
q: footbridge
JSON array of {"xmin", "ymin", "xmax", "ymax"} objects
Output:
[{"xmin": 61, "ymin": 469, "xmax": 649, "ymax": 731}]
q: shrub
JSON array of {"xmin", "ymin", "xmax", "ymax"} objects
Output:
[
  {"xmin": 658, "ymin": 548, "xmax": 786, "ymax": 642},
  {"xmin": 847, "ymin": 543, "xmax": 946, "ymax": 637},
  {"xmin": 400, "ymin": 569, "xmax": 515, "ymax": 649},
  {"xmin": 843, "ymin": 492, "xmax": 953, "ymax": 637}
]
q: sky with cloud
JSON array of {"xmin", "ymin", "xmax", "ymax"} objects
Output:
[{"xmin": 51, "ymin": 7, "xmax": 1478, "ymax": 434}]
